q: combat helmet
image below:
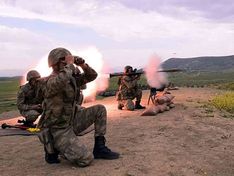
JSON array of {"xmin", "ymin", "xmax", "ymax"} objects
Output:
[
  {"xmin": 124, "ymin": 65, "xmax": 133, "ymax": 74},
  {"xmin": 48, "ymin": 47, "xmax": 72, "ymax": 67},
  {"xmin": 26, "ymin": 70, "xmax": 41, "ymax": 81}
]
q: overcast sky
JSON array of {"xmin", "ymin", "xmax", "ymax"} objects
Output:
[{"xmin": 0, "ymin": 0, "xmax": 234, "ymax": 76}]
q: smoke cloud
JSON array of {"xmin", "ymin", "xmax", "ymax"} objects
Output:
[
  {"xmin": 145, "ymin": 54, "xmax": 168, "ymax": 88},
  {"xmin": 21, "ymin": 47, "xmax": 109, "ymax": 102}
]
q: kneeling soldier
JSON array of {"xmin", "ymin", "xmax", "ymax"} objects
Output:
[
  {"xmin": 38, "ymin": 47, "xmax": 119, "ymax": 166},
  {"xmin": 17, "ymin": 70, "xmax": 43, "ymax": 127}
]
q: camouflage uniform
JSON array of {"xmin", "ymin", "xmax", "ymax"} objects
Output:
[
  {"xmin": 17, "ymin": 80, "xmax": 43, "ymax": 123},
  {"xmin": 117, "ymin": 75, "xmax": 143, "ymax": 110},
  {"xmin": 40, "ymin": 62, "xmax": 108, "ymax": 166}
]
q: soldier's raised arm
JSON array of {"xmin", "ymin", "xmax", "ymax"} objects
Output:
[
  {"xmin": 45, "ymin": 64, "xmax": 75, "ymax": 97},
  {"xmin": 73, "ymin": 56, "xmax": 97, "ymax": 86}
]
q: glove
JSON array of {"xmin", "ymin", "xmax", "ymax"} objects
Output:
[{"xmin": 74, "ymin": 56, "xmax": 85, "ymax": 65}]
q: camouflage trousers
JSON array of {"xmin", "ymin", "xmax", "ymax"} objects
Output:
[
  {"xmin": 51, "ymin": 104, "xmax": 107, "ymax": 167},
  {"xmin": 20, "ymin": 110, "xmax": 41, "ymax": 123},
  {"xmin": 118, "ymin": 89, "xmax": 142, "ymax": 110}
]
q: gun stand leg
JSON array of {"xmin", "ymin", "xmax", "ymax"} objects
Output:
[
  {"xmin": 147, "ymin": 94, "xmax": 156, "ymax": 105},
  {"xmin": 147, "ymin": 88, "xmax": 157, "ymax": 105}
]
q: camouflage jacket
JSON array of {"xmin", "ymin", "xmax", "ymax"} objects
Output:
[
  {"xmin": 117, "ymin": 75, "xmax": 140, "ymax": 100},
  {"xmin": 41, "ymin": 64, "xmax": 97, "ymax": 129},
  {"xmin": 17, "ymin": 82, "xmax": 43, "ymax": 113}
]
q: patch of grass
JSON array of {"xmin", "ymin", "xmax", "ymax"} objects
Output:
[
  {"xmin": 0, "ymin": 72, "xmax": 234, "ymax": 115},
  {"xmin": 0, "ymin": 77, "xmax": 20, "ymax": 114},
  {"xmin": 216, "ymin": 82, "xmax": 234, "ymax": 90},
  {"xmin": 168, "ymin": 71, "xmax": 234, "ymax": 88},
  {"xmin": 211, "ymin": 92, "xmax": 234, "ymax": 114},
  {"xmin": 198, "ymin": 103, "xmax": 215, "ymax": 117}
]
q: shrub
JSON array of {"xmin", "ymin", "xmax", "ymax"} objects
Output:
[{"xmin": 211, "ymin": 92, "xmax": 234, "ymax": 113}]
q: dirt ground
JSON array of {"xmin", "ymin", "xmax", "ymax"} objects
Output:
[{"xmin": 0, "ymin": 88, "xmax": 234, "ymax": 176}]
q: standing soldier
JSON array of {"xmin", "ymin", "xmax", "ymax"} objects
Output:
[
  {"xmin": 116, "ymin": 65, "xmax": 145, "ymax": 111},
  {"xmin": 38, "ymin": 47, "xmax": 119, "ymax": 166},
  {"xmin": 17, "ymin": 70, "xmax": 43, "ymax": 127}
]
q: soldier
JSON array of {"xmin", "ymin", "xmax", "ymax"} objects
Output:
[
  {"xmin": 38, "ymin": 47, "xmax": 119, "ymax": 166},
  {"xmin": 17, "ymin": 70, "xmax": 43, "ymax": 127},
  {"xmin": 116, "ymin": 65, "xmax": 145, "ymax": 111}
]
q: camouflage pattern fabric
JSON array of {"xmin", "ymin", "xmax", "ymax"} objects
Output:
[
  {"xmin": 20, "ymin": 110, "xmax": 41, "ymax": 122},
  {"xmin": 48, "ymin": 47, "xmax": 71, "ymax": 67},
  {"xmin": 17, "ymin": 82, "xmax": 43, "ymax": 122},
  {"xmin": 41, "ymin": 63, "xmax": 108, "ymax": 166},
  {"xmin": 118, "ymin": 99, "xmax": 135, "ymax": 111},
  {"xmin": 72, "ymin": 104, "xmax": 107, "ymax": 137},
  {"xmin": 26, "ymin": 70, "xmax": 40, "ymax": 81},
  {"xmin": 51, "ymin": 127, "xmax": 93, "ymax": 167},
  {"xmin": 51, "ymin": 104, "xmax": 106, "ymax": 167},
  {"xmin": 116, "ymin": 75, "xmax": 143, "ymax": 110},
  {"xmin": 41, "ymin": 64, "xmax": 97, "ymax": 128}
]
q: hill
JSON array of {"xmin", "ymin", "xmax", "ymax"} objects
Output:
[
  {"xmin": 162, "ymin": 55, "xmax": 234, "ymax": 72},
  {"xmin": 0, "ymin": 69, "xmax": 25, "ymax": 77}
]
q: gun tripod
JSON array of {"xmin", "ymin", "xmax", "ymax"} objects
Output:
[
  {"xmin": 147, "ymin": 86, "xmax": 166, "ymax": 105},
  {"xmin": 147, "ymin": 88, "xmax": 157, "ymax": 105}
]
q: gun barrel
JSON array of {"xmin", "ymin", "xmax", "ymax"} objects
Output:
[
  {"xmin": 109, "ymin": 68, "xmax": 183, "ymax": 78},
  {"xmin": 109, "ymin": 71, "xmax": 144, "ymax": 78},
  {"xmin": 109, "ymin": 72, "xmax": 124, "ymax": 78}
]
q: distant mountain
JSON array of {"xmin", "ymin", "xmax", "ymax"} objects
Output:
[
  {"xmin": 162, "ymin": 55, "xmax": 234, "ymax": 72},
  {"xmin": 0, "ymin": 69, "xmax": 25, "ymax": 77},
  {"xmin": 0, "ymin": 76, "xmax": 22, "ymax": 81}
]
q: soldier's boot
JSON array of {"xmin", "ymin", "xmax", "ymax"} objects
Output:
[
  {"xmin": 135, "ymin": 101, "xmax": 146, "ymax": 109},
  {"xmin": 18, "ymin": 119, "xmax": 36, "ymax": 128},
  {"xmin": 44, "ymin": 147, "xmax": 60, "ymax": 164},
  {"xmin": 117, "ymin": 103, "xmax": 123, "ymax": 110},
  {"xmin": 25, "ymin": 121, "xmax": 36, "ymax": 128},
  {"xmin": 93, "ymin": 136, "xmax": 120, "ymax": 160}
]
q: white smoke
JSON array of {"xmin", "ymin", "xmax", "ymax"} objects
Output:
[
  {"xmin": 145, "ymin": 54, "xmax": 168, "ymax": 88},
  {"xmin": 72, "ymin": 47, "xmax": 109, "ymax": 102},
  {"xmin": 21, "ymin": 47, "xmax": 109, "ymax": 102}
]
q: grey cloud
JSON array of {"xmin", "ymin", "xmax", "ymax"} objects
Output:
[
  {"xmin": 113, "ymin": 0, "xmax": 234, "ymax": 21},
  {"xmin": 0, "ymin": 25, "xmax": 54, "ymax": 70}
]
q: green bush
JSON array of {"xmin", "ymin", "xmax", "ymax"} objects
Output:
[
  {"xmin": 211, "ymin": 92, "xmax": 234, "ymax": 113},
  {"xmin": 217, "ymin": 82, "xmax": 234, "ymax": 90}
]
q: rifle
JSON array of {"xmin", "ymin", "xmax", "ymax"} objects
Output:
[{"xmin": 109, "ymin": 68, "xmax": 184, "ymax": 78}]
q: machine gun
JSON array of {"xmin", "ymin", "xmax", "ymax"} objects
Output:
[{"xmin": 109, "ymin": 68, "xmax": 183, "ymax": 78}]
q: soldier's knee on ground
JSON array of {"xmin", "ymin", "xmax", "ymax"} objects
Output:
[
  {"xmin": 125, "ymin": 99, "xmax": 135, "ymax": 111},
  {"xmin": 72, "ymin": 154, "xmax": 93, "ymax": 167},
  {"xmin": 63, "ymin": 137, "xmax": 94, "ymax": 167}
]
